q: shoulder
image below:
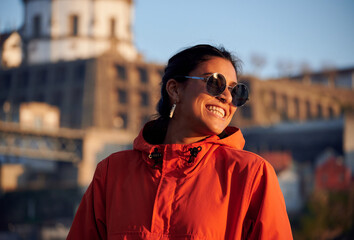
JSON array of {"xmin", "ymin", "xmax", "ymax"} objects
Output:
[
  {"xmin": 216, "ymin": 146, "xmax": 268, "ymax": 167},
  {"xmin": 214, "ymin": 146, "xmax": 276, "ymax": 179}
]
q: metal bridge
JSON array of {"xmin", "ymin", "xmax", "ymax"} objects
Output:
[{"xmin": 0, "ymin": 121, "xmax": 84, "ymax": 163}]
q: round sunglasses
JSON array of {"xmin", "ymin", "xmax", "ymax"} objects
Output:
[{"xmin": 176, "ymin": 73, "xmax": 249, "ymax": 107}]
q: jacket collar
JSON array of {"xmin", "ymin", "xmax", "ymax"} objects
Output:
[{"xmin": 133, "ymin": 119, "xmax": 245, "ymax": 177}]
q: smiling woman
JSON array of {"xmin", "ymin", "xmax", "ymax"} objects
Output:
[
  {"xmin": 163, "ymin": 55, "xmax": 240, "ymax": 143},
  {"xmin": 67, "ymin": 44, "xmax": 293, "ymax": 240}
]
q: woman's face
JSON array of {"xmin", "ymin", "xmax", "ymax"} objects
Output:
[{"xmin": 174, "ymin": 57, "xmax": 238, "ymax": 137}]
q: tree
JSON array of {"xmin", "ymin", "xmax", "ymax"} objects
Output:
[{"xmin": 293, "ymin": 188, "xmax": 354, "ymax": 240}]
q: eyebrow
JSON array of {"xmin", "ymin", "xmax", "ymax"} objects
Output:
[
  {"xmin": 229, "ymin": 81, "xmax": 238, "ymax": 88},
  {"xmin": 204, "ymin": 72, "xmax": 238, "ymax": 83},
  {"xmin": 201, "ymin": 72, "xmax": 213, "ymax": 77}
]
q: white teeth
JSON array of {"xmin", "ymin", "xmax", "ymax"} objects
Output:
[{"xmin": 207, "ymin": 106, "xmax": 225, "ymax": 118}]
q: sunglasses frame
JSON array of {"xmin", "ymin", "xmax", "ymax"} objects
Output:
[{"xmin": 176, "ymin": 73, "xmax": 249, "ymax": 107}]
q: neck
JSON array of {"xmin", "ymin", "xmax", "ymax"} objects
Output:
[{"xmin": 163, "ymin": 119, "xmax": 209, "ymax": 145}]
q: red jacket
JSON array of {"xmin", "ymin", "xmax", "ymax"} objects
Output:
[{"xmin": 67, "ymin": 122, "xmax": 293, "ymax": 239}]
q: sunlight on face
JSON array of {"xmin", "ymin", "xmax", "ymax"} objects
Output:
[{"xmin": 174, "ymin": 57, "xmax": 238, "ymax": 137}]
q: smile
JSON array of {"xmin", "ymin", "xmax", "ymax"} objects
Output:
[{"xmin": 206, "ymin": 105, "xmax": 225, "ymax": 118}]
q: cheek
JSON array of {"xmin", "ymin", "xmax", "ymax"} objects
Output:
[
  {"xmin": 194, "ymin": 95, "xmax": 212, "ymax": 111},
  {"xmin": 189, "ymin": 98, "xmax": 205, "ymax": 117},
  {"xmin": 182, "ymin": 86, "xmax": 207, "ymax": 110}
]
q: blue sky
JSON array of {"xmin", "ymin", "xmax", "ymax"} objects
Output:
[{"xmin": 1, "ymin": 0, "xmax": 354, "ymax": 78}]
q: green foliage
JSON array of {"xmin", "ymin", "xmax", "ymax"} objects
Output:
[{"xmin": 293, "ymin": 188, "xmax": 354, "ymax": 240}]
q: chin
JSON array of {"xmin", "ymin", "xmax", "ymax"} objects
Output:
[
  {"xmin": 198, "ymin": 116, "xmax": 229, "ymax": 136},
  {"xmin": 209, "ymin": 121, "xmax": 230, "ymax": 134},
  {"xmin": 204, "ymin": 125, "xmax": 226, "ymax": 136}
]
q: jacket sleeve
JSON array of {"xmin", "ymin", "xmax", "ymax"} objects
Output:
[
  {"xmin": 67, "ymin": 160, "xmax": 107, "ymax": 240},
  {"xmin": 243, "ymin": 160, "xmax": 293, "ymax": 240}
]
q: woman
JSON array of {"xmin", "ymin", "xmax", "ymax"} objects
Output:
[{"xmin": 67, "ymin": 44, "xmax": 293, "ymax": 239}]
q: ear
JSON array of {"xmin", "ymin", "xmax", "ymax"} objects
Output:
[{"xmin": 166, "ymin": 79, "xmax": 181, "ymax": 102}]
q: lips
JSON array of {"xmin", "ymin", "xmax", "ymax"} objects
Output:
[{"xmin": 206, "ymin": 105, "xmax": 226, "ymax": 118}]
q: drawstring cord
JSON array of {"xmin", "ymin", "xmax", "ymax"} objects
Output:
[
  {"xmin": 148, "ymin": 146, "xmax": 202, "ymax": 167},
  {"xmin": 149, "ymin": 148, "xmax": 162, "ymax": 168},
  {"xmin": 188, "ymin": 146, "xmax": 202, "ymax": 163}
]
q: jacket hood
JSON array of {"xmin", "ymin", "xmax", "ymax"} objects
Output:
[
  {"xmin": 134, "ymin": 119, "xmax": 245, "ymax": 151},
  {"xmin": 133, "ymin": 120, "xmax": 245, "ymax": 173}
]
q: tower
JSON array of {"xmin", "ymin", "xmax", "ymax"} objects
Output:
[{"xmin": 22, "ymin": 0, "xmax": 139, "ymax": 64}]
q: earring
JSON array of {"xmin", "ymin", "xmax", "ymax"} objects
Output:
[{"xmin": 169, "ymin": 102, "xmax": 177, "ymax": 118}]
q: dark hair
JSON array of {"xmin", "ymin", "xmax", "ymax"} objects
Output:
[{"xmin": 156, "ymin": 44, "xmax": 242, "ymax": 118}]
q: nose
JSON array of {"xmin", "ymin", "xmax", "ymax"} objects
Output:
[{"xmin": 216, "ymin": 87, "xmax": 233, "ymax": 104}]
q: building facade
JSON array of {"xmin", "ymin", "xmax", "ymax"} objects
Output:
[
  {"xmin": 21, "ymin": 0, "xmax": 139, "ymax": 65},
  {"xmin": 315, "ymin": 155, "xmax": 352, "ymax": 191},
  {"xmin": 0, "ymin": 55, "xmax": 164, "ymax": 187},
  {"xmin": 233, "ymin": 74, "xmax": 354, "ymax": 128}
]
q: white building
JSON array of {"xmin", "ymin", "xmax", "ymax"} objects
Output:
[
  {"xmin": 21, "ymin": 0, "xmax": 139, "ymax": 64},
  {"xmin": 0, "ymin": 31, "xmax": 23, "ymax": 68},
  {"xmin": 278, "ymin": 164, "xmax": 303, "ymax": 214}
]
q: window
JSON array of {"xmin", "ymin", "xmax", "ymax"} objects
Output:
[
  {"xmin": 306, "ymin": 101, "xmax": 312, "ymax": 119},
  {"xmin": 110, "ymin": 18, "xmax": 116, "ymax": 37},
  {"xmin": 335, "ymin": 72, "xmax": 352, "ymax": 88},
  {"xmin": 121, "ymin": 113, "xmax": 128, "ymax": 129},
  {"xmin": 281, "ymin": 95, "xmax": 288, "ymax": 120},
  {"xmin": 71, "ymin": 88, "xmax": 83, "ymax": 106},
  {"xmin": 140, "ymin": 92, "xmax": 149, "ymax": 106},
  {"xmin": 18, "ymin": 71, "xmax": 29, "ymax": 89},
  {"xmin": 117, "ymin": 89, "xmax": 127, "ymax": 104},
  {"xmin": 33, "ymin": 93, "xmax": 45, "ymax": 102},
  {"xmin": 75, "ymin": 64, "xmax": 86, "ymax": 82},
  {"xmin": 116, "ymin": 65, "xmax": 127, "ymax": 80},
  {"xmin": 0, "ymin": 73, "xmax": 12, "ymax": 90},
  {"xmin": 34, "ymin": 116, "xmax": 43, "ymax": 129},
  {"xmin": 69, "ymin": 102, "xmax": 82, "ymax": 128},
  {"xmin": 55, "ymin": 66, "xmax": 66, "ymax": 85},
  {"xmin": 282, "ymin": 95, "xmax": 288, "ymax": 111},
  {"xmin": 310, "ymin": 74, "xmax": 329, "ymax": 86},
  {"xmin": 13, "ymin": 95, "xmax": 27, "ymax": 105},
  {"xmin": 294, "ymin": 98, "xmax": 300, "ymax": 119},
  {"xmin": 317, "ymin": 104, "xmax": 323, "ymax": 119},
  {"xmin": 0, "ymin": 98, "xmax": 6, "ymax": 109},
  {"xmin": 114, "ymin": 113, "xmax": 128, "ymax": 129},
  {"xmin": 138, "ymin": 68, "xmax": 148, "ymax": 83},
  {"xmin": 70, "ymin": 15, "xmax": 79, "ymax": 36},
  {"xmin": 13, "ymin": 96, "xmax": 26, "ymax": 106},
  {"xmin": 51, "ymin": 91, "xmax": 63, "ymax": 107},
  {"xmin": 291, "ymin": 77, "xmax": 303, "ymax": 83},
  {"xmin": 328, "ymin": 107, "xmax": 335, "ymax": 118},
  {"xmin": 271, "ymin": 91, "xmax": 277, "ymax": 109},
  {"xmin": 35, "ymin": 69, "xmax": 47, "ymax": 87},
  {"xmin": 33, "ymin": 15, "xmax": 41, "ymax": 37}
]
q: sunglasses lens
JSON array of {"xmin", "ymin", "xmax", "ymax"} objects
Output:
[
  {"xmin": 232, "ymin": 83, "xmax": 249, "ymax": 107},
  {"xmin": 206, "ymin": 73, "xmax": 226, "ymax": 96}
]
